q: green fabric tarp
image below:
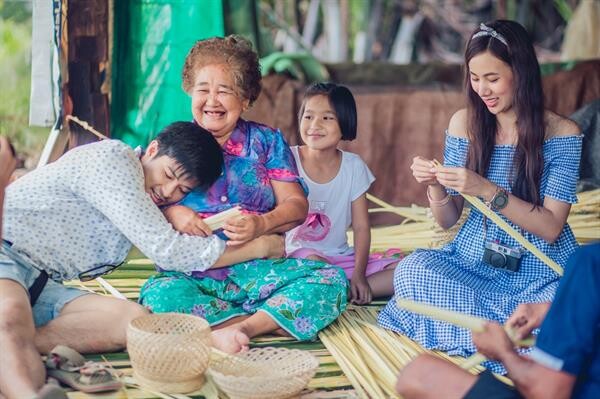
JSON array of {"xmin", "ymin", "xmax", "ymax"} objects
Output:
[{"xmin": 111, "ymin": 0, "xmax": 225, "ymax": 147}]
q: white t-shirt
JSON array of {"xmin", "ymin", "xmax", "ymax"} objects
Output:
[{"xmin": 286, "ymin": 146, "xmax": 375, "ymax": 256}]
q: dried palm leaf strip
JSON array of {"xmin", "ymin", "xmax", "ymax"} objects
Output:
[
  {"xmin": 367, "ymin": 193, "xmax": 431, "ymax": 222},
  {"xmin": 319, "ymin": 307, "xmax": 490, "ymax": 398},
  {"xmin": 397, "ymin": 299, "xmax": 536, "ymax": 371},
  {"xmin": 204, "ymin": 206, "xmax": 243, "ymax": 231}
]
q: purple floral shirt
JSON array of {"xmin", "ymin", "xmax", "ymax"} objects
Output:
[
  {"xmin": 179, "ymin": 119, "xmax": 307, "ymax": 278},
  {"xmin": 181, "ymin": 119, "xmax": 305, "ymax": 214}
]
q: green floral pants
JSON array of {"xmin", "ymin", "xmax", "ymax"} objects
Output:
[{"xmin": 139, "ymin": 258, "xmax": 348, "ymax": 341}]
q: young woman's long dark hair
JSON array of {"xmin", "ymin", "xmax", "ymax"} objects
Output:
[{"xmin": 464, "ymin": 20, "xmax": 545, "ymax": 206}]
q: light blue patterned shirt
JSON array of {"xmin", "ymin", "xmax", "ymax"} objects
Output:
[{"xmin": 2, "ymin": 140, "xmax": 226, "ymax": 281}]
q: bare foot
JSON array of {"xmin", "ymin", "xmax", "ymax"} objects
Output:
[{"xmin": 211, "ymin": 325, "xmax": 250, "ymax": 354}]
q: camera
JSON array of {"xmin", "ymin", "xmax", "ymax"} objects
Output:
[{"xmin": 483, "ymin": 241, "xmax": 522, "ymax": 272}]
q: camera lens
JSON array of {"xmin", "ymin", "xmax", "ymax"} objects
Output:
[{"xmin": 490, "ymin": 252, "xmax": 507, "ymax": 268}]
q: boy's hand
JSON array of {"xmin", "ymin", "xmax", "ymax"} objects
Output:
[
  {"xmin": 350, "ymin": 275, "xmax": 372, "ymax": 305},
  {"xmin": 0, "ymin": 137, "xmax": 17, "ymax": 186},
  {"xmin": 163, "ymin": 205, "xmax": 212, "ymax": 237}
]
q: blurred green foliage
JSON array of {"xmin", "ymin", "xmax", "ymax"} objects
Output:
[{"xmin": 0, "ymin": 0, "xmax": 48, "ymax": 165}]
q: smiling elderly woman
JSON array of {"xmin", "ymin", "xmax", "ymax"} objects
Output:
[{"xmin": 138, "ymin": 35, "xmax": 348, "ymax": 353}]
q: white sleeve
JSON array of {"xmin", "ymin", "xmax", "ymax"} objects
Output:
[
  {"xmin": 71, "ymin": 142, "xmax": 225, "ymax": 272},
  {"xmin": 348, "ymin": 154, "xmax": 375, "ymax": 201}
]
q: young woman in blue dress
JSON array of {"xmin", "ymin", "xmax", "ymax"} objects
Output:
[{"xmin": 378, "ymin": 20, "xmax": 582, "ymax": 372}]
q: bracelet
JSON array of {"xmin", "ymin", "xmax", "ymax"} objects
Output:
[{"xmin": 427, "ymin": 185, "xmax": 451, "ymax": 207}]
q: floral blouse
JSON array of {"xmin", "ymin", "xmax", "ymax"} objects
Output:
[{"xmin": 180, "ymin": 119, "xmax": 307, "ymax": 216}]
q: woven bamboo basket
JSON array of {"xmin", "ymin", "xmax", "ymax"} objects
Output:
[
  {"xmin": 127, "ymin": 313, "xmax": 212, "ymax": 393},
  {"xmin": 208, "ymin": 347, "xmax": 318, "ymax": 399}
]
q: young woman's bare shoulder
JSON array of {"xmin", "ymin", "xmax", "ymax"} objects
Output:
[
  {"xmin": 544, "ymin": 110, "xmax": 581, "ymax": 139},
  {"xmin": 447, "ymin": 108, "xmax": 469, "ymax": 138}
]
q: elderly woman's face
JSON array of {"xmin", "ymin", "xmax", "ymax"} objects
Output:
[{"xmin": 191, "ymin": 64, "xmax": 249, "ymax": 144}]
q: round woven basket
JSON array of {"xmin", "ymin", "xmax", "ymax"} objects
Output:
[
  {"xmin": 208, "ymin": 347, "xmax": 318, "ymax": 399},
  {"xmin": 127, "ymin": 313, "xmax": 212, "ymax": 393}
]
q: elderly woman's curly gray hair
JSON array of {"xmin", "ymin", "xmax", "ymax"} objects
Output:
[{"xmin": 182, "ymin": 35, "xmax": 262, "ymax": 105}]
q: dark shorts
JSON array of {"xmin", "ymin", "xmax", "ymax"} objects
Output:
[{"xmin": 463, "ymin": 370, "xmax": 523, "ymax": 399}]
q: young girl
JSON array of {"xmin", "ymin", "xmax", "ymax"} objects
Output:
[{"xmin": 286, "ymin": 83, "xmax": 401, "ymax": 305}]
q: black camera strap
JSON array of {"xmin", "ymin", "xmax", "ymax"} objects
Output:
[{"xmin": 482, "ymin": 214, "xmax": 524, "ymax": 251}]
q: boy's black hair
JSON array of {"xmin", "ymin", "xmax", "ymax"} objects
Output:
[
  {"xmin": 154, "ymin": 122, "xmax": 223, "ymax": 189},
  {"xmin": 299, "ymin": 82, "xmax": 357, "ymax": 141}
]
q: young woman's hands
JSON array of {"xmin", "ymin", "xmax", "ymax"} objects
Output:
[
  {"xmin": 434, "ymin": 166, "xmax": 496, "ymax": 200},
  {"xmin": 223, "ymin": 214, "xmax": 266, "ymax": 246},
  {"xmin": 350, "ymin": 274, "xmax": 372, "ymax": 305},
  {"xmin": 163, "ymin": 205, "xmax": 212, "ymax": 236},
  {"xmin": 410, "ymin": 156, "xmax": 440, "ymax": 186}
]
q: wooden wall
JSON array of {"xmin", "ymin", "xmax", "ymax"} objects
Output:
[{"xmin": 65, "ymin": 0, "xmax": 110, "ymax": 147}]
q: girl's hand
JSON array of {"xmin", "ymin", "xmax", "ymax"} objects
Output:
[
  {"xmin": 350, "ymin": 275, "xmax": 372, "ymax": 305},
  {"xmin": 223, "ymin": 214, "xmax": 266, "ymax": 246},
  {"xmin": 434, "ymin": 166, "xmax": 496, "ymax": 199},
  {"xmin": 0, "ymin": 136, "xmax": 17, "ymax": 186},
  {"xmin": 164, "ymin": 205, "xmax": 212, "ymax": 237},
  {"xmin": 410, "ymin": 156, "xmax": 439, "ymax": 186}
]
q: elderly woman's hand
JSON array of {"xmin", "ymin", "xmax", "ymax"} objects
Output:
[
  {"xmin": 223, "ymin": 214, "xmax": 266, "ymax": 246},
  {"xmin": 164, "ymin": 205, "xmax": 212, "ymax": 237}
]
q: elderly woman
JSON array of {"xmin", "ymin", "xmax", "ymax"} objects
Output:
[{"xmin": 139, "ymin": 35, "xmax": 347, "ymax": 352}]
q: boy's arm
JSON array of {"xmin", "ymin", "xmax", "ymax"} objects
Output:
[
  {"xmin": 212, "ymin": 234, "xmax": 284, "ymax": 268},
  {"xmin": 71, "ymin": 143, "xmax": 253, "ymax": 272}
]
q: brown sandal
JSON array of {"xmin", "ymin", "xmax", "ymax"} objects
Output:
[{"xmin": 45, "ymin": 345, "xmax": 122, "ymax": 393}]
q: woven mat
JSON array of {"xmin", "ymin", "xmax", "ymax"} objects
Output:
[{"xmin": 64, "ymin": 261, "xmax": 361, "ymax": 398}]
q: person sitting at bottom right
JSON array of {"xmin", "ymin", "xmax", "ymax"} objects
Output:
[{"xmin": 396, "ymin": 242, "xmax": 600, "ymax": 399}]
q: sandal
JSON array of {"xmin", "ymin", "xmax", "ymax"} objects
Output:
[
  {"xmin": 36, "ymin": 384, "xmax": 68, "ymax": 399},
  {"xmin": 45, "ymin": 345, "xmax": 123, "ymax": 393}
]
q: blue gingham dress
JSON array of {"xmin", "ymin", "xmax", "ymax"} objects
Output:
[{"xmin": 378, "ymin": 133, "xmax": 582, "ymax": 371}]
